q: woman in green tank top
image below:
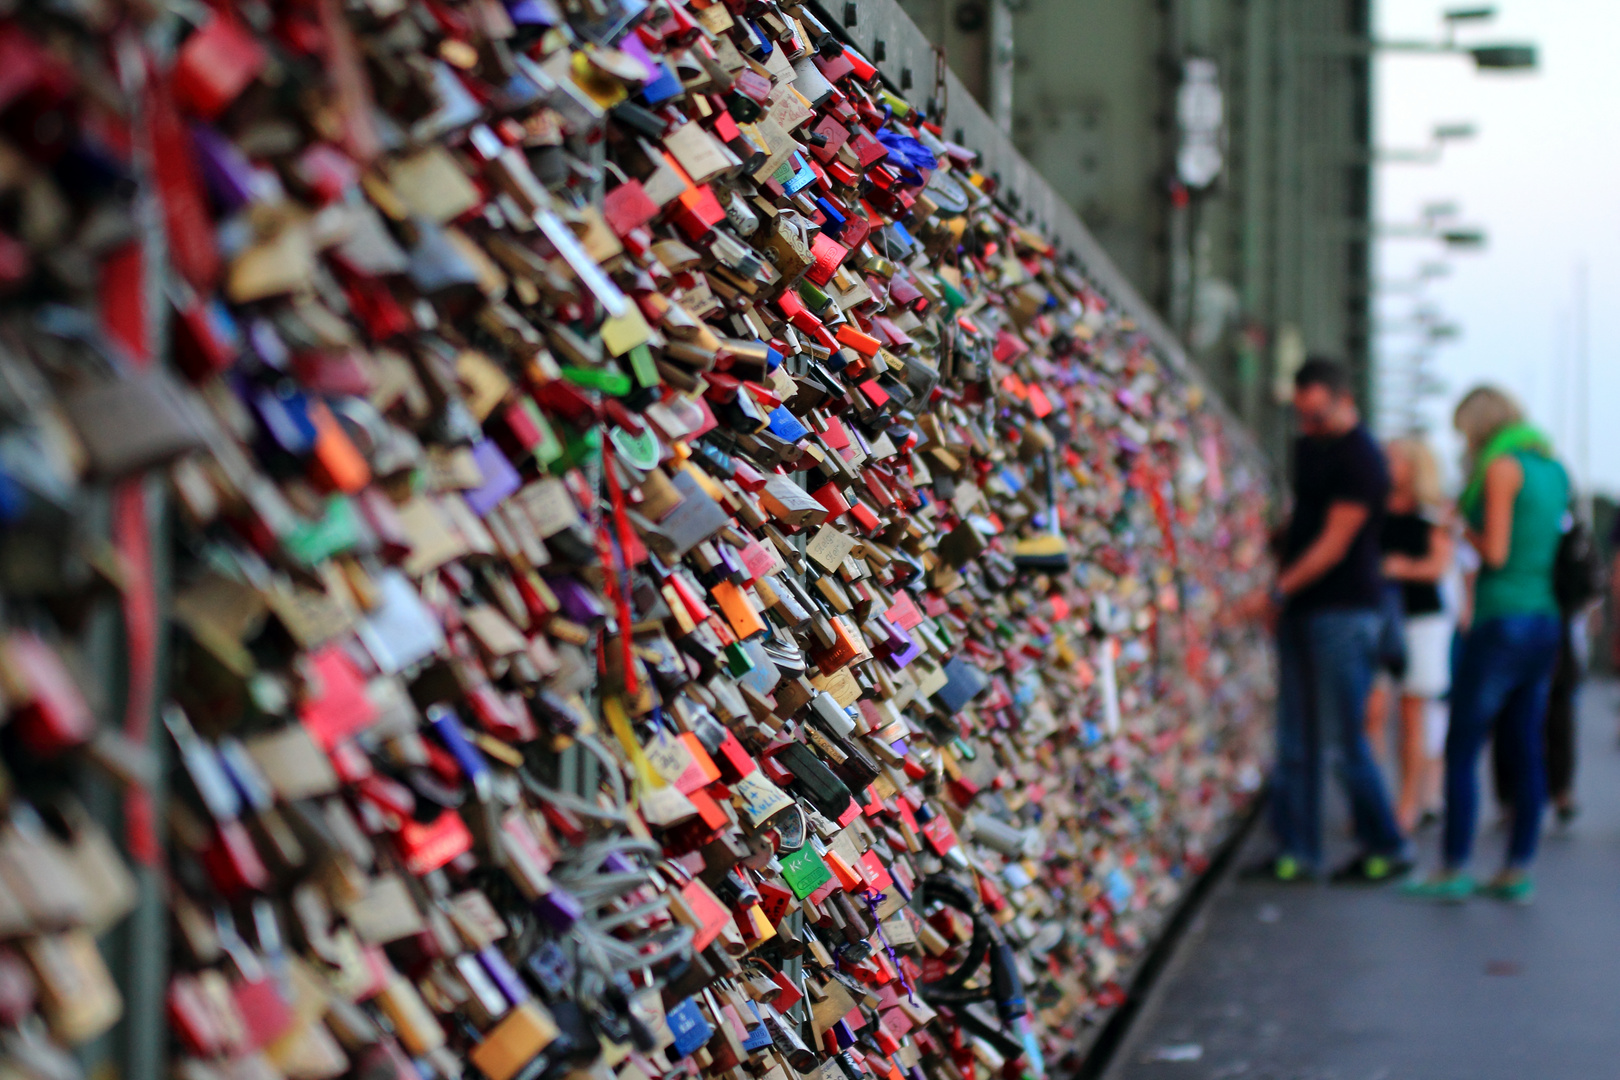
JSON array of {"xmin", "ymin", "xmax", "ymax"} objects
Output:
[{"xmin": 1405, "ymin": 387, "xmax": 1568, "ymax": 904}]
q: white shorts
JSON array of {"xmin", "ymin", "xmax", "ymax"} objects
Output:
[{"xmin": 1399, "ymin": 612, "xmax": 1452, "ymax": 699}]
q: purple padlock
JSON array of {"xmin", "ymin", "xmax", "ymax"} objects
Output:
[
  {"xmin": 463, "ymin": 440, "xmax": 522, "ymax": 517},
  {"xmin": 547, "ymin": 575, "xmax": 607, "ymax": 625},
  {"xmin": 883, "ymin": 622, "xmax": 923, "ymax": 670},
  {"xmin": 503, "ymin": 0, "xmax": 561, "ymax": 26},
  {"xmin": 714, "ymin": 542, "xmax": 744, "ymax": 579},
  {"xmin": 190, "ymin": 124, "xmax": 258, "ymax": 211},
  {"xmin": 478, "ymin": 946, "xmax": 530, "ymax": 1006},
  {"xmin": 533, "ymin": 886, "xmax": 582, "ymax": 931}
]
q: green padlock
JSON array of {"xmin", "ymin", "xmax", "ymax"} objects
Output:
[
  {"xmin": 626, "ymin": 343, "xmax": 661, "ymax": 389},
  {"xmin": 562, "ymin": 365, "xmax": 632, "ymax": 396},
  {"xmin": 797, "ymin": 280, "xmax": 832, "ymax": 314},
  {"xmin": 611, "ymin": 426, "xmax": 662, "ymax": 472},
  {"xmin": 724, "ymin": 640, "xmax": 756, "ymax": 678},
  {"xmin": 512, "ymin": 397, "xmax": 565, "ymax": 468},
  {"xmin": 779, "ymin": 845, "xmax": 832, "ymax": 900},
  {"xmin": 559, "ymin": 426, "xmax": 603, "ymax": 471},
  {"xmin": 878, "ymin": 90, "xmax": 911, "ymax": 118},
  {"xmin": 285, "ymin": 497, "xmax": 363, "ymax": 566}
]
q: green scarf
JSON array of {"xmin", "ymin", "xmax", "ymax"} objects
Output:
[{"xmin": 1458, "ymin": 421, "xmax": 1552, "ymax": 518}]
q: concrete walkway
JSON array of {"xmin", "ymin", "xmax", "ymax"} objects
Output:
[{"xmin": 1109, "ymin": 679, "xmax": 1620, "ymax": 1080}]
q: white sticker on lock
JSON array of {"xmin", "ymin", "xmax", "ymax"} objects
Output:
[{"xmin": 1097, "ymin": 636, "xmax": 1122, "ymax": 737}]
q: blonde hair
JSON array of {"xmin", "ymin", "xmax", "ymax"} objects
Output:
[
  {"xmin": 1453, "ymin": 385, "xmax": 1523, "ymax": 453},
  {"xmin": 1386, "ymin": 436, "xmax": 1442, "ymax": 509}
]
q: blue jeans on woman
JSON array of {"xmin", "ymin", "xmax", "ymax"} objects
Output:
[
  {"xmin": 1272, "ymin": 609, "xmax": 1407, "ymax": 872},
  {"xmin": 1444, "ymin": 613, "xmax": 1563, "ymax": 870}
]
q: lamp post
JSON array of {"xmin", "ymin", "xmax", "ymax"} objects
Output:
[
  {"xmin": 1374, "ymin": 308, "xmax": 1462, "ymax": 343},
  {"xmin": 1372, "ymin": 223, "xmax": 1488, "ymax": 248},
  {"xmin": 1375, "ymin": 261, "xmax": 1451, "ymax": 294},
  {"xmin": 1375, "ymin": 6, "xmax": 1538, "ymax": 71},
  {"xmin": 1373, "ymin": 202, "xmax": 1489, "ymax": 249},
  {"xmin": 1373, "ymin": 300, "xmax": 1463, "ymax": 436},
  {"xmin": 1373, "ymin": 9, "xmax": 1535, "ymax": 446},
  {"xmin": 1369, "ymin": 199, "xmax": 1477, "ymax": 433},
  {"xmin": 1443, "ymin": 7, "xmax": 1498, "ymax": 38},
  {"xmin": 1275, "ymin": 6, "xmax": 1535, "ymax": 436},
  {"xmin": 1375, "ymin": 346, "xmax": 1455, "ymax": 435},
  {"xmin": 1308, "ymin": 35, "xmax": 1537, "ymax": 71},
  {"xmin": 1375, "ymin": 122, "xmax": 1477, "ymax": 164}
]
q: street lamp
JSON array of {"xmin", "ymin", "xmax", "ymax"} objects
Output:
[
  {"xmin": 1373, "ymin": 6, "xmax": 1539, "ymax": 71},
  {"xmin": 1415, "ymin": 373, "xmax": 1450, "ymax": 396},
  {"xmin": 1374, "ymin": 302, "xmax": 1464, "ymax": 345},
  {"xmin": 1375, "ymin": 318, "xmax": 1463, "ymax": 343},
  {"xmin": 1443, "ymin": 7, "xmax": 1498, "ymax": 42},
  {"xmin": 1468, "ymin": 45, "xmax": 1537, "ymax": 71},
  {"xmin": 1377, "ymin": 373, "xmax": 1450, "ymax": 398},
  {"xmin": 1374, "ymin": 223, "xmax": 1488, "ymax": 248},
  {"xmin": 1438, "ymin": 228, "xmax": 1486, "ymax": 249},
  {"xmin": 1374, "ymin": 201, "xmax": 1488, "ymax": 249},
  {"xmin": 1377, "ymin": 122, "xmax": 1478, "ymax": 164},
  {"xmin": 1374, "ymin": 346, "xmax": 1452, "ymax": 435},
  {"xmin": 1376, "ymin": 262, "xmax": 1451, "ymax": 293},
  {"xmin": 1378, "ymin": 370, "xmax": 1450, "ymax": 399}
]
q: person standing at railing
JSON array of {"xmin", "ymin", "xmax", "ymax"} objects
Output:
[
  {"xmin": 1242, "ymin": 357, "xmax": 1411, "ymax": 884},
  {"xmin": 1406, "ymin": 386, "xmax": 1569, "ymax": 904},
  {"xmin": 1365, "ymin": 436, "xmax": 1454, "ymax": 834}
]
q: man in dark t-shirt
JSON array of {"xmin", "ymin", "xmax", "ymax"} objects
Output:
[
  {"xmin": 1283, "ymin": 420, "xmax": 1389, "ymax": 612},
  {"xmin": 1252, "ymin": 358, "xmax": 1409, "ymax": 883}
]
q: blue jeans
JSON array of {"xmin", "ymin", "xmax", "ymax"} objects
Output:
[
  {"xmin": 1272, "ymin": 609, "xmax": 1405, "ymax": 870},
  {"xmin": 1444, "ymin": 613, "xmax": 1562, "ymax": 870}
]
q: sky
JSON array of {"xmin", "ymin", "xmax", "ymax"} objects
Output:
[{"xmin": 1375, "ymin": 1, "xmax": 1620, "ymax": 495}]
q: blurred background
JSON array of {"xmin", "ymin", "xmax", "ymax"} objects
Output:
[
  {"xmin": 894, "ymin": 0, "xmax": 1608, "ymax": 498},
  {"xmin": 1376, "ymin": 3, "xmax": 1613, "ymax": 494}
]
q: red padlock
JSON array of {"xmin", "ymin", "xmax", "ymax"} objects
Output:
[
  {"xmin": 4, "ymin": 632, "xmax": 94, "ymax": 758},
  {"xmin": 170, "ymin": 16, "xmax": 268, "ymax": 120},
  {"xmin": 202, "ymin": 819, "xmax": 271, "ymax": 897}
]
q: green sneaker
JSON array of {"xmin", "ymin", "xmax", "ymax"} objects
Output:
[
  {"xmin": 1240, "ymin": 855, "xmax": 1315, "ymax": 883},
  {"xmin": 1477, "ymin": 874, "xmax": 1535, "ymax": 905},
  {"xmin": 1401, "ymin": 873, "xmax": 1475, "ymax": 903},
  {"xmin": 1330, "ymin": 853, "xmax": 1414, "ymax": 884}
]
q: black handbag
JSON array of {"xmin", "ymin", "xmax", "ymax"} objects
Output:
[{"xmin": 1553, "ymin": 515, "xmax": 1604, "ymax": 612}]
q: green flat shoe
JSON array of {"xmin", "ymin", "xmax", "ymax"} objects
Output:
[
  {"xmin": 1477, "ymin": 875, "xmax": 1535, "ymax": 905},
  {"xmin": 1401, "ymin": 873, "xmax": 1475, "ymax": 903}
]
